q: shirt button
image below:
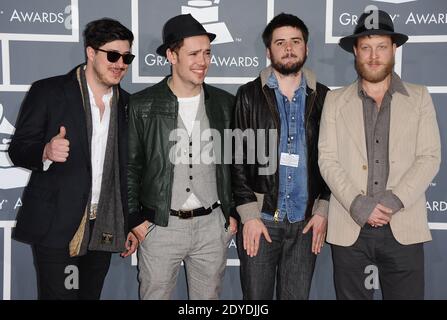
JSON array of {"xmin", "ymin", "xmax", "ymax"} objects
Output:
[
  {"xmin": 286, "ymin": 195, "xmax": 290, "ymax": 199},
  {"xmin": 189, "ymin": 176, "xmax": 193, "ymax": 180},
  {"xmin": 189, "ymin": 164, "xmax": 193, "ymax": 168},
  {"xmin": 292, "ymin": 117, "xmax": 295, "ymax": 120},
  {"xmin": 293, "ymin": 98, "xmax": 296, "ymax": 102},
  {"xmin": 362, "ymin": 165, "xmax": 367, "ymax": 170},
  {"xmin": 189, "ymin": 153, "xmax": 192, "ymax": 157},
  {"xmin": 186, "ymin": 188, "xmax": 190, "ymax": 192},
  {"xmin": 375, "ymin": 160, "xmax": 379, "ymax": 164},
  {"xmin": 189, "ymin": 141, "xmax": 192, "ymax": 146},
  {"xmin": 290, "ymin": 136, "xmax": 294, "ymax": 140},
  {"xmin": 288, "ymin": 176, "xmax": 292, "ymax": 180},
  {"xmin": 376, "ymin": 140, "xmax": 379, "ymax": 144},
  {"xmin": 374, "ymin": 181, "xmax": 378, "ymax": 185}
]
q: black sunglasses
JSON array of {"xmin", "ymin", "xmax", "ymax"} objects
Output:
[{"xmin": 95, "ymin": 48, "xmax": 135, "ymax": 65}]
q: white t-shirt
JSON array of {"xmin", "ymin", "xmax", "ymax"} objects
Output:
[{"xmin": 177, "ymin": 93, "xmax": 201, "ymax": 136}]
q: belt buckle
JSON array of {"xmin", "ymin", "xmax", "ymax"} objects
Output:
[
  {"xmin": 89, "ymin": 204, "xmax": 98, "ymax": 220},
  {"xmin": 178, "ymin": 210, "xmax": 193, "ymax": 219}
]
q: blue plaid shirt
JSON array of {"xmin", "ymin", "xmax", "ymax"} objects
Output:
[{"xmin": 261, "ymin": 71, "xmax": 308, "ymax": 223}]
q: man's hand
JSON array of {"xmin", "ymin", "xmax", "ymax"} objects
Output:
[
  {"xmin": 43, "ymin": 126, "xmax": 69, "ymax": 162},
  {"xmin": 303, "ymin": 214, "xmax": 327, "ymax": 255},
  {"xmin": 243, "ymin": 218, "xmax": 272, "ymax": 258},
  {"xmin": 367, "ymin": 204, "xmax": 392, "ymax": 227},
  {"xmin": 229, "ymin": 217, "xmax": 238, "ymax": 235},
  {"xmin": 120, "ymin": 232, "xmax": 139, "ymax": 257},
  {"xmin": 132, "ymin": 220, "xmax": 151, "ymax": 243}
]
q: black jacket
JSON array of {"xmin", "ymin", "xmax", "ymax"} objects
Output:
[
  {"xmin": 9, "ymin": 65, "xmax": 129, "ymax": 247},
  {"xmin": 232, "ymin": 67, "xmax": 330, "ymax": 222}
]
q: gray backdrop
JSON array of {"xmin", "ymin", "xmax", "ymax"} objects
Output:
[{"xmin": 0, "ymin": 0, "xmax": 446, "ymax": 300}]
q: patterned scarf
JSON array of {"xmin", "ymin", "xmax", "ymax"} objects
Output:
[{"xmin": 69, "ymin": 65, "xmax": 125, "ymax": 256}]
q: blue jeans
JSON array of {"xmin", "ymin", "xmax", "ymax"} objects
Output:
[{"xmin": 237, "ymin": 218, "xmax": 316, "ymax": 300}]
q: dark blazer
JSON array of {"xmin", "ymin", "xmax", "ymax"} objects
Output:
[{"xmin": 9, "ymin": 65, "xmax": 129, "ymax": 248}]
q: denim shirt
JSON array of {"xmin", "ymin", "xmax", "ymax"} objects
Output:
[{"xmin": 262, "ymin": 71, "xmax": 308, "ymax": 223}]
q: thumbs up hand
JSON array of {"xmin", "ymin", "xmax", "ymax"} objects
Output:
[
  {"xmin": 43, "ymin": 126, "xmax": 70, "ymax": 162},
  {"xmin": 57, "ymin": 126, "xmax": 66, "ymax": 139}
]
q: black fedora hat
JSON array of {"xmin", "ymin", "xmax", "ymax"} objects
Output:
[
  {"xmin": 156, "ymin": 14, "xmax": 216, "ymax": 57},
  {"xmin": 339, "ymin": 9, "xmax": 408, "ymax": 53}
]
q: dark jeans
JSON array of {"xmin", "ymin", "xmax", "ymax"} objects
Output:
[
  {"xmin": 33, "ymin": 220, "xmax": 112, "ymax": 300},
  {"xmin": 331, "ymin": 224, "xmax": 424, "ymax": 300},
  {"xmin": 237, "ymin": 218, "xmax": 316, "ymax": 300}
]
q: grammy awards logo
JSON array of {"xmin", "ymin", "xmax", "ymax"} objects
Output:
[
  {"xmin": 181, "ymin": 0, "xmax": 234, "ymax": 44},
  {"xmin": 0, "ymin": 103, "xmax": 30, "ymax": 189}
]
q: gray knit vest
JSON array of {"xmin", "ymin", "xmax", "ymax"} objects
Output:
[{"xmin": 170, "ymin": 93, "xmax": 219, "ymax": 210}]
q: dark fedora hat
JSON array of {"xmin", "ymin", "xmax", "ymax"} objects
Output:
[
  {"xmin": 156, "ymin": 14, "xmax": 216, "ymax": 57},
  {"xmin": 339, "ymin": 9, "xmax": 408, "ymax": 53}
]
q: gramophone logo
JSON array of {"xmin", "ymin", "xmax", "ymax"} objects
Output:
[
  {"xmin": 181, "ymin": 0, "xmax": 233, "ymax": 44},
  {"xmin": 0, "ymin": 103, "xmax": 30, "ymax": 189}
]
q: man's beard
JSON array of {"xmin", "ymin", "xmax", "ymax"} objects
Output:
[
  {"xmin": 271, "ymin": 53, "xmax": 307, "ymax": 76},
  {"xmin": 355, "ymin": 57, "xmax": 394, "ymax": 83}
]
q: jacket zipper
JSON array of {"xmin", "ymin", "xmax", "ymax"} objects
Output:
[
  {"xmin": 305, "ymin": 90, "xmax": 317, "ymax": 218},
  {"xmin": 204, "ymin": 94, "xmax": 229, "ymax": 230},
  {"xmin": 166, "ymin": 99, "xmax": 178, "ymax": 226},
  {"xmin": 263, "ymin": 85, "xmax": 281, "ymax": 221}
]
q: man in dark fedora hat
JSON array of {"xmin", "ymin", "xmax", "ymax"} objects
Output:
[
  {"xmin": 319, "ymin": 9, "xmax": 440, "ymax": 299},
  {"xmin": 128, "ymin": 14, "xmax": 237, "ymax": 299}
]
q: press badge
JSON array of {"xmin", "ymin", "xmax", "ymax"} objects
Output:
[{"xmin": 280, "ymin": 153, "xmax": 299, "ymax": 167}]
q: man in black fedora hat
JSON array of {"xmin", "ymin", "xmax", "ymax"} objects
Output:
[
  {"xmin": 319, "ymin": 9, "xmax": 440, "ymax": 299},
  {"xmin": 127, "ymin": 14, "xmax": 237, "ymax": 299}
]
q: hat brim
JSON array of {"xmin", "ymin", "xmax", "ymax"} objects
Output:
[
  {"xmin": 156, "ymin": 31, "xmax": 216, "ymax": 57},
  {"xmin": 339, "ymin": 30, "xmax": 408, "ymax": 53}
]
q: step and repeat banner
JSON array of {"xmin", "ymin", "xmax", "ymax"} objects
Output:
[{"xmin": 0, "ymin": 0, "xmax": 446, "ymax": 299}]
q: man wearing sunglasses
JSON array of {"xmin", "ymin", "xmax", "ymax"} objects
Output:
[{"xmin": 9, "ymin": 18, "xmax": 138, "ymax": 300}]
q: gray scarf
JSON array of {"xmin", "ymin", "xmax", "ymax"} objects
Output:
[{"xmin": 75, "ymin": 65, "xmax": 126, "ymax": 255}]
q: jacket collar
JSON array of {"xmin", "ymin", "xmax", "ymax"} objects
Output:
[
  {"xmin": 260, "ymin": 65, "xmax": 317, "ymax": 92},
  {"xmin": 357, "ymin": 72, "xmax": 409, "ymax": 98},
  {"xmin": 162, "ymin": 75, "xmax": 210, "ymax": 101}
]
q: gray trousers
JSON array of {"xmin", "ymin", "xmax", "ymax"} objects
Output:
[{"xmin": 137, "ymin": 209, "xmax": 232, "ymax": 300}]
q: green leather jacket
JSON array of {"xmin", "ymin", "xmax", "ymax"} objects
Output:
[{"xmin": 127, "ymin": 77, "xmax": 235, "ymax": 228}]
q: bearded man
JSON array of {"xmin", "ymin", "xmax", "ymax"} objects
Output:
[
  {"xmin": 318, "ymin": 9, "xmax": 440, "ymax": 299},
  {"xmin": 9, "ymin": 18, "xmax": 138, "ymax": 300},
  {"xmin": 232, "ymin": 13, "xmax": 330, "ymax": 300}
]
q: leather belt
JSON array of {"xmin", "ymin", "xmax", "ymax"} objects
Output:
[
  {"xmin": 170, "ymin": 201, "xmax": 220, "ymax": 219},
  {"xmin": 89, "ymin": 203, "xmax": 98, "ymax": 220}
]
